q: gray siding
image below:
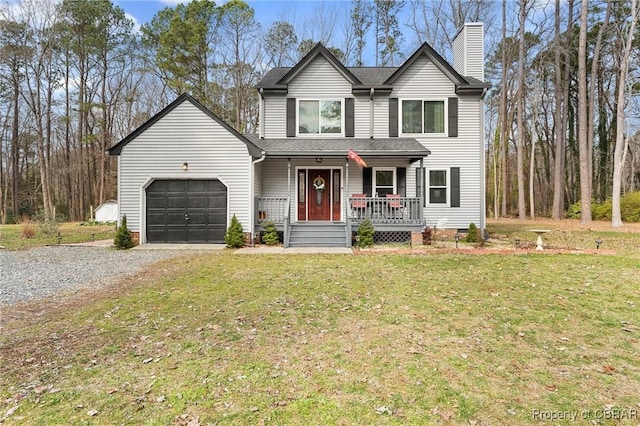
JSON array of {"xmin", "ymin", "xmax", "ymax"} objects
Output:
[
  {"xmin": 393, "ymin": 55, "xmax": 483, "ymax": 229},
  {"xmin": 452, "ymin": 23, "xmax": 484, "ymax": 81},
  {"xmin": 288, "ymin": 56, "xmax": 353, "ymax": 97},
  {"xmin": 118, "ymin": 101, "xmax": 253, "ymax": 240},
  {"xmin": 264, "ymin": 96, "xmax": 286, "ymax": 139}
]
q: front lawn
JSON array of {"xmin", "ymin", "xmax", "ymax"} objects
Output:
[
  {"xmin": 1, "ymin": 221, "xmax": 639, "ymax": 425},
  {"xmin": 0, "ymin": 222, "xmax": 116, "ymax": 250}
]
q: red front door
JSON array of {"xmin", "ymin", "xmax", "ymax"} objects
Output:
[
  {"xmin": 297, "ymin": 169, "xmax": 341, "ymax": 221},
  {"xmin": 308, "ymin": 170, "xmax": 331, "ymax": 220}
]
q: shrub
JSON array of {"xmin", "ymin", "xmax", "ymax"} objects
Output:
[
  {"xmin": 568, "ymin": 192, "xmax": 640, "ymax": 222},
  {"xmin": 465, "ymin": 223, "xmax": 479, "ymax": 243},
  {"xmin": 261, "ymin": 220, "xmax": 280, "ymax": 245},
  {"xmin": 224, "ymin": 214, "xmax": 245, "ymax": 248},
  {"xmin": 621, "ymin": 191, "xmax": 640, "ymax": 222},
  {"xmin": 17, "ymin": 216, "xmax": 36, "ymax": 239},
  {"xmin": 114, "ymin": 215, "xmax": 133, "ymax": 250},
  {"xmin": 356, "ymin": 219, "xmax": 375, "ymax": 248},
  {"xmin": 592, "ymin": 200, "xmax": 612, "ymax": 220},
  {"xmin": 33, "ymin": 210, "xmax": 61, "ymax": 237}
]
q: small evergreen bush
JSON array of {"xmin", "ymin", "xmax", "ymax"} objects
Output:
[
  {"xmin": 465, "ymin": 223, "xmax": 479, "ymax": 243},
  {"xmin": 356, "ymin": 219, "xmax": 375, "ymax": 248},
  {"xmin": 114, "ymin": 215, "xmax": 133, "ymax": 249},
  {"xmin": 224, "ymin": 214, "xmax": 245, "ymax": 248},
  {"xmin": 261, "ymin": 220, "xmax": 280, "ymax": 245}
]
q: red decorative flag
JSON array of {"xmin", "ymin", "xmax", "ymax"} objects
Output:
[{"xmin": 348, "ymin": 148, "xmax": 367, "ymax": 168}]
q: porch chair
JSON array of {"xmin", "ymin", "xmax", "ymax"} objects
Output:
[
  {"xmin": 351, "ymin": 194, "xmax": 368, "ymax": 219},
  {"xmin": 386, "ymin": 194, "xmax": 403, "ymax": 219}
]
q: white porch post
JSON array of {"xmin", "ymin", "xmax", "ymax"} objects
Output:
[
  {"xmin": 287, "ymin": 159, "xmax": 291, "ymax": 197},
  {"xmin": 345, "ymin": 158, "xmax": 349, "ymax": 218}
]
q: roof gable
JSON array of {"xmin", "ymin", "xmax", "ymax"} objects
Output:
[
  {"xmin": 385, "ymin": 42, "xmax": 466, "ymax": 86},
  {"xmin": 276, "ymin": 43, "xmax": 363, "ymax": 86},
  {"xmin": 108, "ymin": 93, "xmax": 262, "ymax": 157}
]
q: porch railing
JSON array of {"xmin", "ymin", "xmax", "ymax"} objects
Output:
[
  {"xmin": 348, "ymin": 196, "xmax": 423, "ymax": 225},
  {"xmin": 256, "ymin": 197, "xmax": 288, "ymax": 225}
]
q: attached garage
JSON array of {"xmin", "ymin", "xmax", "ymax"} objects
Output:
[{"xmin": 146, "ymin": 179, "xmax": 227, "ymax": 243}]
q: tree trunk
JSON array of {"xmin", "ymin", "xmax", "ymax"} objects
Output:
[
  {"xmin": 516, "ymin": 0, "xmax": 527, "ymax": 219},
  {"xmin": 577, "ymin": 0, "xmax": 591, "ymax": 224},
  {"xmin": 611, "ymin": 0, "xmax": 638, "ymax": 227},
  {"xmin": 11, "ymin": 68, "xmax": 20, "ymax": 220},
  {"xmin": 551, "ymin": 0, "xmax": 566, "ymax": 220},
  {"xmin": 500, "ymin": 0, "xmax": 508, "ymax": 217}
]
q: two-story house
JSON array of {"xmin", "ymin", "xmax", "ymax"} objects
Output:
[{"xmin": 108, "ymin": 23, "xmax": 488, "ymax": 247}]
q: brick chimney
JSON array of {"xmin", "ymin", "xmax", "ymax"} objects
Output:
[{"xmin": 452, "ymin": 22, "xmax": 485, "ymax": 81}]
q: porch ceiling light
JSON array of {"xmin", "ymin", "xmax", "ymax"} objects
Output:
[
  {"xmin": 315, "ymin": 158, "xmax": 322, "ymax": 163},
  {"xmin": 182, "ymin": 162, "xmax": 188, "ymax": 171}
]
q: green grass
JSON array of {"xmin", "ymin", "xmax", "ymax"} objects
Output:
[
  {"xmin": 0, "ymin": 222, "xmax": 116, "ymax": 250},
  {"xmin": 1, "ymin": 221, "xmax": 640, "ymax": 425}
]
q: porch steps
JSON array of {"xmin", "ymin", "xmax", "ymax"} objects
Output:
[{"xmin": 288, "ymin": 223, "xmax": 348, "ymax": 247}]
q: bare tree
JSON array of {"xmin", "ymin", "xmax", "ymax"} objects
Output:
[
  {"xmin": 516, "ymin": 0, "xmax": 528, "ymax": 219},
  {"xmin": 611, "ymin": 0, "xmax": 638, "ymax": 227},
  {"xmin": 577, "ymin": 0, "xmax": 592, "ymax": 224}
]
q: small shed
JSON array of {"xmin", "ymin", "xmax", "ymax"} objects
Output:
[{"xmin": 94, "ymin": 200, "xmax": 118, "ymax": 222}]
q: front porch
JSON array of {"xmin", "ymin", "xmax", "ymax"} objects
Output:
[{"xmin": 256, "ymin": 196, "xmax": 424, "ymax": 247}]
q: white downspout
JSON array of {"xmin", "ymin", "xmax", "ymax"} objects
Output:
[{"xmin": 250, "ymin": 151, "xmax": 266, "ymax": 244}]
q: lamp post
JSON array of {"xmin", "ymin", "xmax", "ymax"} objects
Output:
[
  {"xmin": 595, "ymin": 239, "xmax": 602, "ymax": 250},
  {"xmin": 454, "ymin": 233, "xmax": 459, "ymax": 249}
]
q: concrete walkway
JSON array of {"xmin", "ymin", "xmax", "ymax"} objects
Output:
[
  {"xmin": 133, "ymin": 243, "xmax": 226, "ymax": 250},
  {"xmin": 235, "ymin": 246, "xmax": 353, "ymax": 254},
  {"xmin": 62, "ymin": 239, "xmax": 352, "ymax": 254}
]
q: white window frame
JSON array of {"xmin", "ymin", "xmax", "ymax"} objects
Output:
[
  {"xmin": 428, "ymin": 169, "xmax": 448, "ymax": 205},
  {"xmin": 400, "ymin": 99, "xmax": 447, "ymax": 136},
  {"xmin": 297, "ymin": 99, "xmax": 344, "ymax": 136},
  {"xmin": 373, "ymin": 167, "xmax": 396, "ymax": 197}
]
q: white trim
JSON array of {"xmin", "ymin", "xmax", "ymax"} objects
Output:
[
  {"xmin": 372, "ymin": 167, "xmax": 396, "ymax": 196},
  {"xmin": 294, "ymin": 166, "xmax": 344, "ymax": 222},
  {"xmin": 399, "ymin": 98, "xmax": 448, "ymax": 137},
  {"xmin": 296, "ymin": 99, "xmax": 345, "ymax": 137},
  {"xmin": 139, "ymin": 175, "xmax": 230, "ymax": 245},
  {"xmin": 427, "ymin": 168, "xmax": 449, "ymax": 206}
]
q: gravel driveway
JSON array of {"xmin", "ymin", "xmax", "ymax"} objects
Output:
[{"xmin": 0, "ymin": 246, "xmax": 185, "ymax": 306}]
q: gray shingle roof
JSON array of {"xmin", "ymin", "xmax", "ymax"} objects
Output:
[{"xmin": 245, "ymin": 135, "xmax": 430, "ymax": 160}]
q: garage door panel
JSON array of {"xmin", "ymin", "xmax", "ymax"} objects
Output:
[
  {"xmin": 147, "ymin": 195, "xmax": 167, "ymax": 209},
  {"xmin": 166, "ymin": 212, "xmax": 186, "ymax": 225},
  {"xmin": 188, "ymin": 195, "xmax": 207, "ymax": 209},
  {"xmin": 167, "ymin": 196, "xmax": 187, "ymax": 209},
  {"xmin": 146, "ymin": 179, "xmax": 227, "ymax": 244},
  {"xmin": 167, "ymin": 181, "xmax": 187, "ymax": 192},
  {"xmin": 189, "ymin": 180, "xmax": 208, "ymax": 192},
  {"xmin": 208, "ymin": 194, "xmax": 227, "ymax": 208}
]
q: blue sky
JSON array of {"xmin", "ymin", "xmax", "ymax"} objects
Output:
[{"xmin": 116, "ymin": 0, "xmax": 336, "ymax": 31}]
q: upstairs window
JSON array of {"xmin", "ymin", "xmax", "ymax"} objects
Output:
[
  {"xmin": 299, "ymin": 100, "xmax": 342, "ymax": 134},
  {"xmin": 401, "ymin": 100, "xmax": 445, "ymax": 134}
]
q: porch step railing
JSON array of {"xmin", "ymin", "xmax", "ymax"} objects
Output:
[
  {"xmin": 256, "ymin": 197, "xmax": 288, "ymax": 225},
  {"xmin": 348, "ymin": 196, "xmax": 423, "ymax": 225}
]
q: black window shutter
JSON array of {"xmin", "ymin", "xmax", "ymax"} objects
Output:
[
  {"xmin": 345, "ymin": 98, "xmax": 354, "ymax": 137},
  {"xmin": 389, "ymin": 98, "xmax": 398, "ymax": 137},
  {"xmin": 448, "ymin": 97, "xmax": 458, "ymax": 137},
  {"xmin": 416, "ymin": 168, "xmax": 426, "ymax": 206},
  {"xmin": 451, "ymin": 167, "xmax": 460, "ymax": 207},
  {"xmin": 286, "ymin": 98, "xmax": 296, "ymax": 137},
  {"xmin": 397, "ymin": 167, "xmax": 406, "ymax": 196},
  {"xmin": 363, "ymin": 167, "xmax": 372, "ymax": 196}
]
